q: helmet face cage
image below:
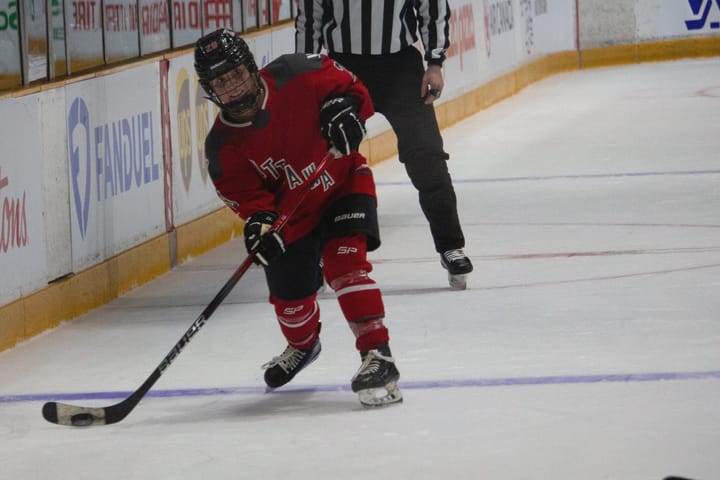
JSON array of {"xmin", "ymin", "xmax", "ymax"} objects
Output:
[{"xmin": 194, "ymin": 29, "xmax": 260, "ymax": 114}]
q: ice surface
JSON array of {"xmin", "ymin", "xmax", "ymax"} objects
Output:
[{"xmin": 1, "ymin": 59, "xmax": 719, "ymax": 480}]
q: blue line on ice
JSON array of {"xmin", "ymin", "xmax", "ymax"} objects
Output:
[{"xmin": 3, "ymin": 370, "xmax": 720, "ymax": 404}]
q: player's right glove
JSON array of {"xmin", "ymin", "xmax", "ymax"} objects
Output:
[
  {"xmin": 243, "ymin": 211, "xmax": 285, "ymax": 267},
  {"xmin": 319, "ymin": 96, "xmax": 366, "ymax": 155}
]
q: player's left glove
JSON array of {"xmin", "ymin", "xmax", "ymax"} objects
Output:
[
  {"xmin": 244, "ymin": 211, "xmax": 285, "ymax": 267},
  {"xmin": 319, "ymin": 96, "xmax": 366, "ymax": 155}
]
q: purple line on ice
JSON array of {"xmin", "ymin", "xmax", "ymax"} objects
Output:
[
  {"xmin": 3, "ymin": 370, "xmax": 720, "ymax": 404},
  {"xmin": 375, "ymin": 169, "xmax": 720, "ymax": 186}
]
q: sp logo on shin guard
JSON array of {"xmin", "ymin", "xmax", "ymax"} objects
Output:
[{"xmin": 282, "ymin": 306, "xmax": 305, "ymax": 315}]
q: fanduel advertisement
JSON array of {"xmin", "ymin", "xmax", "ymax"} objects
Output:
[
  {"xmin": 686, "ymin": 0, "xmax": 720, "ymax": 30},
  {"xmin": 65, "ymin": 64, "xmax": 165, "ymax": 270}
]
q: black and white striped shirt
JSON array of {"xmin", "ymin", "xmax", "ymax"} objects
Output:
[{"xmin": 295, "ymin": 0, "xmax": 451, "ymax": 65}]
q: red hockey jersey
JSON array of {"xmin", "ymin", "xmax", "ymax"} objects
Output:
[{"xmin": 205, "ymin": 53, "xmax": 376, "ymax": 245}]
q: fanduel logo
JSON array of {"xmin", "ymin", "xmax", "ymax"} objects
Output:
[
  {"xmin": 686, "ymin": 0, "xmax": 720, "ymax": 30},
  {"xmin": 67, "ymin": 97, "xmax": 159, "ymax": 240},
  {"xmin": 68, "ymin": 98, "xmax": 92, "ymax": 239}
]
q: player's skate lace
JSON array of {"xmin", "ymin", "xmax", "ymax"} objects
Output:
[
  {"xmin": 262, "ymin": 339, "xmax": 321, "ymax": 389},
  {"xmin": 351, "ymin": 345, "xmax": 398, "ymax": 392},
  {"xmin": 262, "ymin": 345, "xmax": 305, "ymax": 372},
  {"xmin": 351, "ymin": 344, "xmax": 402, "ymax": 406},
  {"xmin": 355, "ymin": 351, "xmax": 382, "ymax": 376}
]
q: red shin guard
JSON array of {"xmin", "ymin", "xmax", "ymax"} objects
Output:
[
  {"xmin": 323, "ymin": 235, "xmax": 389, "ymax": 351},
  {"xmin": 270, "ymin": 294, "xmax": 320, "ymax": 349}
]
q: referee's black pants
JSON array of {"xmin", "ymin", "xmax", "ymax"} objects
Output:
[{"xmin": 330, "ymin": 47, "xmax": 466, "ymax": 254}]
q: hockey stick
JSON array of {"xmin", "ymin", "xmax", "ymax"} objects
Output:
[{"xmin": 42, "ymin": 150, "xmax": 338, "ymax": 427}]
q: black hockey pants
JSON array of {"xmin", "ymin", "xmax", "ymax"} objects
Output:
[{"xmin": 330, "ymin": 47, "xmax": 465, "ymax": 253}]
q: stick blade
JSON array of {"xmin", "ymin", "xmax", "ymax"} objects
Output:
[{"xmin": 42, "ymin": 402, "xmax": 109, "ymax": 427}]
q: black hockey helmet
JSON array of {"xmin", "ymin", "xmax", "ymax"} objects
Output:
[{"xmin": 194, "ymin": 29, "xmax": 261, "ymax": 115}]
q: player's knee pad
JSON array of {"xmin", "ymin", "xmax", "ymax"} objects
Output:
[
  {"xmin": 322, "ymin": 235, "xmax": 372, "ymax": 282},
  {"xmin": 271, "ymin": 294, "xmax": 320, "ymax": 349}
]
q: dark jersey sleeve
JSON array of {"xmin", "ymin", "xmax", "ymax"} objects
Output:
[
  {"xmin": 263, "ymin": 53, "xmax": 324, "ymax": 88},
  {"xmin": 265, "ymin": 53, "xmax": 375, "ymax": 122}
]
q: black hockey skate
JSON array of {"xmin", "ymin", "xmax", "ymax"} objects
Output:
[
  {"xmin": 263, "ymin": 339, "xmax": 321, "ymax": 389},
  {"xmin": 440, "ymin": 248, "xmax": 473, "ymax": 290},
  {"xmin": 351, "ymin": 343, "xmax": 402, "ymax": 407}
]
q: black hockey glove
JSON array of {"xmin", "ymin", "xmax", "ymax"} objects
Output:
[
  {"xmin": 244, "ymin": 211, "xmax": 285, "ymax": 267},
  {"xmin": 319, "ymin": 96, "xmax": 366, "ymax": 156}
]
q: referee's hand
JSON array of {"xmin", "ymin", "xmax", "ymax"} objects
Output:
[{"xmin": 422, "ymin": 65, "xmax": 445, "ymax": 104}]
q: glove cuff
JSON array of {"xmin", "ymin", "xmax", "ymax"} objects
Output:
[{"xmin": 246, "ymin": 211, "xmax": 278, "ymax": 227}]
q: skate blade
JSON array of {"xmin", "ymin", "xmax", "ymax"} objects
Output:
[
  {"xmin": 357, "ymin": 382, "xmax": 403, "ymax": 408},
  {"xmin": 448, "ymin": 273, "xmax": 467, "ymax": 290}
]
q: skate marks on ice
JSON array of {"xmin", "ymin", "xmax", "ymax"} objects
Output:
[
  {"xmin": 369, "ymin": 253, "xmax": 720, "ymax": 296},
  {"xmin": 375, "ymin": 168, "xmax": 720, "ymax": 187}
]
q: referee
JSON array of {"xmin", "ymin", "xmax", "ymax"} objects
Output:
[{"xmin": 296, "ymin": 0, "xmax": 473, "ymax": 289}]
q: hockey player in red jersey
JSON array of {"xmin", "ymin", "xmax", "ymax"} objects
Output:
[{"xmin": 194, "ymin": 29, "xmax": 401, "ymax": 407}]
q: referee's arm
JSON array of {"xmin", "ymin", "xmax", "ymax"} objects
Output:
[
  {"xmin": 295, "ymin": 0, "xmax": 325, "ymax": 53},
  {"xmin": 416, "ymin": 0, "xmax": 451, "ymax": 65}
]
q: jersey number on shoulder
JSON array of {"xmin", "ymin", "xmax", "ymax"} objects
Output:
[{"xmin": 331, "ymin": 60, "xmax": 357, "ymax": 82}]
